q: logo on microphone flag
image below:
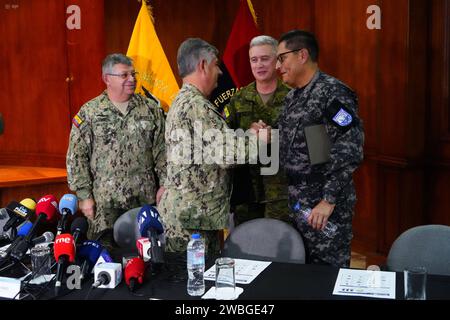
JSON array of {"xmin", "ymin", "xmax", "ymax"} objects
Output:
[
  {"xmin": 127, "ymin": 0, "xmax": 179, "ymax": 112},
  {"xmin": 210, "ymin": 0, "xmax": 260, "ymax": 114}
]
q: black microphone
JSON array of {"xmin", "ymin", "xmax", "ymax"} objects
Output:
[
  {"xmin": 2, "ymin": 199, "xmax": 35, "ymax": 232},
  {"xmin": 0, "ymin": 222, "xmax": 32, "ymax": 258},
  {"xmin": 148, "ymin": 228, "xmax": 164, "ymax": 265},
  {"xmin": 10, "ymin": 196, "xmax": 58, "ymax": 261},
  {"xmin": 70, "ymin": 217, "xmax": 88, "ymax": 244},
  {"xmin": 92, "ymin": 272, "xmax": 110, "ymax": 289}
]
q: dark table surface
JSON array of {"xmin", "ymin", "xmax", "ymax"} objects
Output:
[{"xmin": 46, "ymin": 257, "xmax": 450, "ymax": 301}]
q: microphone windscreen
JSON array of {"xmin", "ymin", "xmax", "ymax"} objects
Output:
[
  {"xmin": 54, "ymin": 233, "xmax": 75, "ymax": 262},
  {"xmin": 42, "ymin": 231, "xmax": 55, "ymax": 243},
  {"xmin": 20, "ymin": 198, "xmax": 36, "ymax": 211},
  {"xmin": 70, "ymin": 217, "xmax": 88, "ymax": 235},
  {"xmin": 78, "ymin": 240, "xmax": 103, "ymax": 264},
  {"xmin": 59, "ymin": 194, "xmax": 78, "ymax": 215},
  {"xmin": 6, "ymin": 201, "xmax": 31, "ymax": 219},
  {"xmin": 36, "ymin": 195, "xmax": 59, "ymax": 222},
  {"xmin": 124, "ymin": 257, "xmax": 145, "ymax": 286},
  {"xmin": 113, "ymin": 207, "xmax": 141, "ymax": 248},
  {"xmin": 137, "ymin": 205, "xmax": 163, "ymax": 236},
  {"xmin": 17, "ymin": 221, "xmax": 33, "ymax": 237}
]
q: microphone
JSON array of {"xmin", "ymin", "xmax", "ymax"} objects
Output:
[
  {"xmin": 0, "ymin": 221, "xmax": 33, "ymax": 259},
  {"xmin": 137, "ymin": 205, "xmax": 164, "ymax": 264},
  {"xmin": 137, "ymin": 204, "xmax": 164, "ymax": 236},
  {"xmin": 53, "ymin": 233, "xmax": 75, "ymax": 295},
  {"xmin": 57, "ymin": 194, "xmax": 78, "ymax": 235},
  {"xmin": 77, "ymin": 240, "xmax": 103, "ymax": 280},
  {"xmin": 2, "ymin": 198, "xmax": 36, "ymax": 233},
  {"xmin": 31, "ymin": 231, "xmax": 54, "ymax": 246},
  {"xmin": 9, "ymin": 196, "xmax": 58, "ymax": 261},
  {"xmin": 92, "ymin": 262, "xmax": 122, "ymax": 289},
  {"xmin": 124, "ymin": 257, "xmax": 145, "ymax": 292},
  {"xmin": 70, "ymin": 217, "xmax": 88, "ymax": 244},
  {"xmin": 25, "ymin": 195, "xmax": 58, "ymax": 243}
]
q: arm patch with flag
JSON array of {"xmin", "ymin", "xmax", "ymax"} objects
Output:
[{"xmin": 72, "ymin": 114, "xmax": 83, "ymax": 128}]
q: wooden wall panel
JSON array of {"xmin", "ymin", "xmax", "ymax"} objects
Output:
[
  {"xmin": 352, "ymin": 160, "xmax": 378, "ymax": 252},
  {"xmin": 314, "ymin": 0, "xmax": 378, "ymax": 155},
  {"xmin": 0, "ymin": 0, "xmax": 106, "ymax": 168},
  {"xmin": 427, "ymin": 0, "xmax": 450, "ymax": 224},
  {"xmin": 65, "ymin": 0, "xmax": 106, "ymax": 119},
  {"xmin": 378, "ymin": 0, "xmax": 409, "ymax": 158},
  {"xmin": 252, "ymin": 0, "xmax": 313, "ymax": 38},
  {"xmin": 0, "ymin": 0, "xmax": 70, "ymax": 167}
]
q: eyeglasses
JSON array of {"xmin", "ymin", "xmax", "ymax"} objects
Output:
[
  {"xmin": 106, "ymin": 71, "xmax": 139, "ymax": 80},
  {"xmin": 276, "ymin": 49, "xmax": 303, "ymax": 63}
]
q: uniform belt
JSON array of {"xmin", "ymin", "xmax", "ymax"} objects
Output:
[{"xmin": 287, "ymin": 172, "xmax": 325, "ymax": 185}]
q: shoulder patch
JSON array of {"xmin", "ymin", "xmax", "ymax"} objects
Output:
[
  {"xmin": 72, "ymin": 114, "xmax": 83, "ymax": 128},
  {"xmin": 324, "ymin": 99, "xmax": 357, "ymax": 132},
  {"xmin": 224, "ymin": 107, "xmax": 230, "ymax": 119},
  {"xmin": 332, "ymin": 108, "xmax": 352, "ymax": 126}
]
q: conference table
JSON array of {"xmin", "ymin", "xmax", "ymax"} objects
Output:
[{"xmin": 47, "ymin": 255, "xmax": 450, "ymax": 301}]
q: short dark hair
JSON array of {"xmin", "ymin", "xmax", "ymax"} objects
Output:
[{"xmin": 279, "ymin": 30, "xmax": 319, "ymax": 62}]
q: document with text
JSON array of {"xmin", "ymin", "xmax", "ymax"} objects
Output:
[
  {"xmin": 333, "ymin": 268, "xmax": 396, "ymax": 299},
  {"xmin": 204, "ymin": 259, "xmax": 272, "ymax": 284}
]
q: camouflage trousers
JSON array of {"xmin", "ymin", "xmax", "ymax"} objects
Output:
[
  {"xmin": 165, "ymin": 228, "xmax": 221, "ymax": 260},
  {"xmin": 159, "ymin": 189, "xmax": 227, "ymax": 259},
  {"xmin": 289, "ymin": 182, "xmax": 356, "ymax": 268}
]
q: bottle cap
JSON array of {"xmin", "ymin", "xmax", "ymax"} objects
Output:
[{"xmin": 191, "ymin": 233, "xmax": 200, "ymax": 239}]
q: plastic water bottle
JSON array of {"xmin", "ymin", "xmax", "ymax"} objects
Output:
[
  {"xmin": 292, "ymin": 201, "xmax": 337, "ymax": 238},
  {"xmin": 187, "ymin": 233, "xmax": 205, "ymax": 296}
]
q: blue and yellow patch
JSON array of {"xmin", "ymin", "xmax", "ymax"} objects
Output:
[{"xmin": 72, "ymin": 114, "xmax": 83, "ymax": 128}]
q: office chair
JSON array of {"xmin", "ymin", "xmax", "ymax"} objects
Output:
[
  {"xmin": 113, "ymin": 207, "xmax": 142, "ymax": 248},
  {"xmin": 386, "ymin": 224, "xmax": 450, "ymax": 275},
  {"xmin": 222, "ymin": 218, "xmax": 306, "ymax": 264}
]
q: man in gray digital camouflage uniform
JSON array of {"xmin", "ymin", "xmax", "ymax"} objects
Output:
[
  {"xmin": 66, "ymin": 53, "xmax": 166, "ymax": 248},
  {"xmin": 277, "ymin": 30, "xmax": 364, "ymax": 267},
  {"xmin": 159, "ymin": 38, "xmax": 264, "ymax": 258}
]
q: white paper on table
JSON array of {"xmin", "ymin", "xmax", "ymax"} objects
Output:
[
  {"xmin": 332, "ymin": 268, "xmax": 396, "ymax": 299},
  {"xmin": 201, "ymin": 286, "xmax": 244, "ymax": 300},
  {"xmin": 204, "ymin": 258, "xmax": 271, "ymax": 284}
]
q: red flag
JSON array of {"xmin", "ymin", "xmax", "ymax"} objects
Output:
[{"xmin": 210, "ymin": 0, "xmax": 260, "ymax": 112}]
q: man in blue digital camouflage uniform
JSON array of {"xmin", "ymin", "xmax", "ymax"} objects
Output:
[{"xmin": 277, "ymin": 30, "xmax": 364, "ymax": 267}]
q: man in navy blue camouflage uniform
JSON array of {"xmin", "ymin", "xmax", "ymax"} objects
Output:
[{"xmin": 276, "ymin": 30, "xmax": 364, "ymax": 267}]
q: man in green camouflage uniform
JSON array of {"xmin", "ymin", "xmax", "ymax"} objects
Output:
[
  {"xmin": 159, "ymin": 38, "xmax": 263, "ymax": 258},
  {"xmin": 66, "ymin": 54, "xmax": 166, "ymax": 247},
  {"xmin": 224, "ymin": 35, "xmax": 290, "ymax": 225}
]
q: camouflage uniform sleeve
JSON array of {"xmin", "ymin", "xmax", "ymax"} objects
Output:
[
  {"xmin": 322, "ymin": 93, "xmax": 365, "ymax": 204},
  {"xmin": 66, "ymin": 109, "xmax": 93, "ymax": 200},
  {"xmin": 151, "ymin": 105, "xmax": 167, "ymax": 185}
]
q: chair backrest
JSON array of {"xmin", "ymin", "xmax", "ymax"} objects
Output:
[
  {"xmin": 222, "ymin": 218, "xmax": 305, "ymax": 264},
  {"xmin": 113, "ymin": 207, "xmax": 142, "ymax": 248},
  {"xmin": 386, "ymin": 224, "xmax": 450, "ymax": 275}
]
